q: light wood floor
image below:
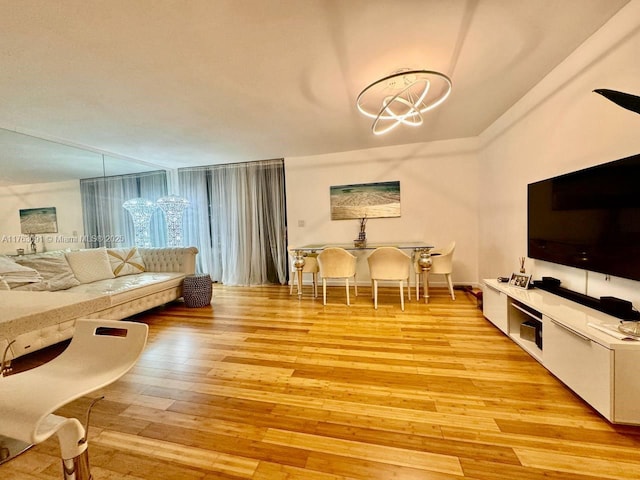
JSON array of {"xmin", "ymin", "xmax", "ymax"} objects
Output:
[{"xmin": 3, "ymin": 285, "xmax": 640, "ymax": 480}]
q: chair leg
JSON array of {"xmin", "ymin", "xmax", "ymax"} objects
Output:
[
  {"xmin": 446, "ymin": 274, "xmax": 455, "ymax": 300},
  {"xmin": 399, "ymin": 281, "xmax": 405, "ymax": 311},
  {"xmin": 313, "ymin": 273, "xmax": 318, "ymax": 298},
  {"xmin": 415, "ymin": 272, "xmax": 420, "ymax": 300},
  {"xmin": 322, "ymin": 279, "xmax": 327, "ymax": 305},
  {"xmin": 345, "ymin": 279, "xmax": 350, "ymax": 306},
  {"xmin": 353, "ymin": 275, "xmax": 358, "ymax": 297},
  {"xmin": 407, "ymin": 278, "xmax": 411, "ymax": 301},
  {"xmin": 373, "ymin": 280, "xmax": 378, "ymax": 309}
]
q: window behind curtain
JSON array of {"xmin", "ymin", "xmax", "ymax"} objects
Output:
[
  {"xmin": 179, "ymin": 159, "xmax": 287, "ymax": 286},
  {"xmin": 80, "ymin": 170, "xmax": 168, "ymax": 248}
]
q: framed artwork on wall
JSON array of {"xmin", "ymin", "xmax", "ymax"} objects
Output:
[
  {"xmin": 330, "ymin": 181, "xmax": 400, "ymax": 220},
  {"xmin": 19, "ymin": 207, "xmax": 58, "ymax": 234}
]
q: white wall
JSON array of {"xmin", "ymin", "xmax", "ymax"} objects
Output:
[
  {"xmin": 0, "ymin": 180, "xmax": 85, "ymax": 254},
  {"xmin": 478, "ymin": 0, "xmax": 640, "ymax": 304},
  {"xmin": 285, "ymin": 138, "xmax": 480, "ymax": 285}
]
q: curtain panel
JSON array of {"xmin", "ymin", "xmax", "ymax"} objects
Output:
[
  {"xmin": 80, "ymin": 170, "xmax": 168, "ymax": 248},
  {"xmin": 179, "ymin": 159, "xmax": 287, "ymax": 286}
]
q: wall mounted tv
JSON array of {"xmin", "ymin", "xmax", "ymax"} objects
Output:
[{"xmin": 528, "ymin": 153, "xmax": 640, "ymax": 282}]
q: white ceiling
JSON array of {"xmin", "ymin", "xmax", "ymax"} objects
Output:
[{"xmin": 0, "ymin": 0, "xmax": 631, "ymax": 185}]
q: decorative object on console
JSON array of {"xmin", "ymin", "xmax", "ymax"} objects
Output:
[
  {"xmin": 356, "ymin": 68, "xmax": 452, "ymax": 135},
  {"xmin": 156, "ymin": 195, "xmax": 190, "ymax": 247},
  {"xmin": 519, "ymin": 256, "xmax": 526, "ymax": 273},
  {"xmin": 19, "ymin": 207, "xmax": 58, "ymax": 254},
  {"xmin": 593, "ymin": 89, "xmax": 640, "ymax": 115},
  {"xmin": 122, "ymin": 198, "xmax": 157, "ymax": 248},
  {"xmin": 618, "ymin": 321, "xmax": 640, "ymax": 338},
  {"xmin": 509, "ymin": 272, "xmax": 531, "ymax": 289},
  {"xmin": 330, "ymin": 181, "xmax": 400, "ymax": 220},
  {"xmin": 354, "ymin": 217, "xmax": 367, "ymax": 248}
]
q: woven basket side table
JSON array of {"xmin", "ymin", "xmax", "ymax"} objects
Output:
[{"xmin": 183, "ymin": 274, "xmax": 212, "ymax": 308}]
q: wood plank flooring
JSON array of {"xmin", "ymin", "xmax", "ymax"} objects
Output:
[{"xmin": 3, "ymin": 285, "xmax": 640, "ymax": 479}]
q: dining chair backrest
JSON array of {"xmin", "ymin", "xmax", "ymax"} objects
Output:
[
  {"xmin": 367, "ymin": 247, "xmax": 411, "ymax": 280},
  {"xmin": 413, "ymin": 241, "xmax": 456, "ymax": 301},
  {"xmin": 430, "ymin": 241, "xmax": 455, "ymax": 274},
  {"xmin": 317, "ymin": 247, "xmax": 357, "ymax": 278},
  {"xmin": 317, "ymin": 247, "xmax": 358, "ymax": 306}
]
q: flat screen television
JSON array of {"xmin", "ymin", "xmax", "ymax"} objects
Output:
[{"xmin": 528, "ymin": 153, "xmax": 640, "ymax": 282}]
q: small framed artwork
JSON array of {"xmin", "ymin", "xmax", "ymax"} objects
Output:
[
  {"xmin": 19, "ymin": 207, "xmax": 58, "ymax": 234},
  {"xmin": 509, "ymin": 273, "xmax": 532, "ymax": 289}
]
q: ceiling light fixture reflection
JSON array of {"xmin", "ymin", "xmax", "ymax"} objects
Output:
[{"xmin": 356, "ymin": 69, "xmax": 452, "ymax": 135}]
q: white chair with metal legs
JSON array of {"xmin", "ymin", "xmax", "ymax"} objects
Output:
[
  {"xmin": 0, "ymin": 318, "xmax": 148, "ymax": 479},
  {"xmin": 317, "ymin": 247, "xmax": 358, "ymax": 306},
  {"xmin": 414, "ymin": 241, "xmax": 456, "ymax": 300},
  {"xmin": 367, "ymin": 247, "xmax": 411, "ymax": 311}
]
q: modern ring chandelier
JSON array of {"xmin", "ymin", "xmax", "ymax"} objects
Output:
[{"xmin": 356, "ymin": 69, "xmax": 452, "ymax": 135}]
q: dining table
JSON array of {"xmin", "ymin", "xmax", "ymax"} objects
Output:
[{"xmin": 290, "ymin": 242, "xmax": 435, "ymax": 303}]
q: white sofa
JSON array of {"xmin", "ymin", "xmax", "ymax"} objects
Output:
[{"xmin": 0, "ymin": 246, "xmax": 198, "ymax": 361}]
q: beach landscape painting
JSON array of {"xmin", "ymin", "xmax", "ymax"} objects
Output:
[
  {"xmin": 330, "ymin": 181, "xmax": 400, "ymax": 220},
  {"xmin": 19, "ymin": 207, "xmax": 58, "ymax": 234}
]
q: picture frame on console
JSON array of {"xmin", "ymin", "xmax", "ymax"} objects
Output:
[{"xmin": 509, "ymin": 273, "xmax": 531, "ymax": 289}]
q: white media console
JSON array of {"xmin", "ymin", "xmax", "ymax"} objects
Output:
[{"xmin": 483, "ymin": 278, "xmax": 640, "ymax": 425}]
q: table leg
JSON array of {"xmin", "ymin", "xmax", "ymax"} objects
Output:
[
  {"xmin": 293, "ymin": 250, "xmax": 306, "ymax": 299},
  {"xmin": 417, "ymin": 249, "xmax": 432, "ymax": 304}
]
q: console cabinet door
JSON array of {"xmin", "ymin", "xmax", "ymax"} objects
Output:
[
  {"xmin": 543, "ymin": 315, "xmax": 612, "ymax": 420},
  {"xmin": 483, "ymin": 281, "xmax": 508, "ymax": 334}
]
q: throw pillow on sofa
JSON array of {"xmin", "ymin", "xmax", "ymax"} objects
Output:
[
  {"xmin": 65, "ymin": 248, "xmax": 115, "ymax": 284},
  {"xmin": 107, "ymin": 247, "xmax": 146, "ymax": 277},
  {"xmin": 0, "ymin": 255, "xmax": 43, "ymax": 289},
  {"xmin": 14, "ymin": 252, "xmax": 80, "ymax": 291}
]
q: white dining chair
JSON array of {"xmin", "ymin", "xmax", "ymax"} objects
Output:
[
  {"xmin": 317, "ymin": 247, "xmax": 358, "ymax": 305},
  {"xmin": 367, "ymin": 247, "xmax": 411, "ymax": 311},
  {"xmin": 414, "ymin": 241, "xmax": 456, "ymax": 300}
]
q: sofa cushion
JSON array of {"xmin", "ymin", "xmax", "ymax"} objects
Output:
[
  {"xmin": 66, "ymin": 272, "xmax": 185, "ymax": 307},
  {"xmin": 14, "ymin": 252, "xmax": 80, "ymax": 291},
  {"xmin": 65, "ymin": 249, "xmax": 115, "ymax": 284},
  {"xmin": 0, "ymin": 255, "xmax": 43, "ymax": 289},
  {"xmin": 107, "ymin": 247, "xmax": 146, "ymax": 277}
]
